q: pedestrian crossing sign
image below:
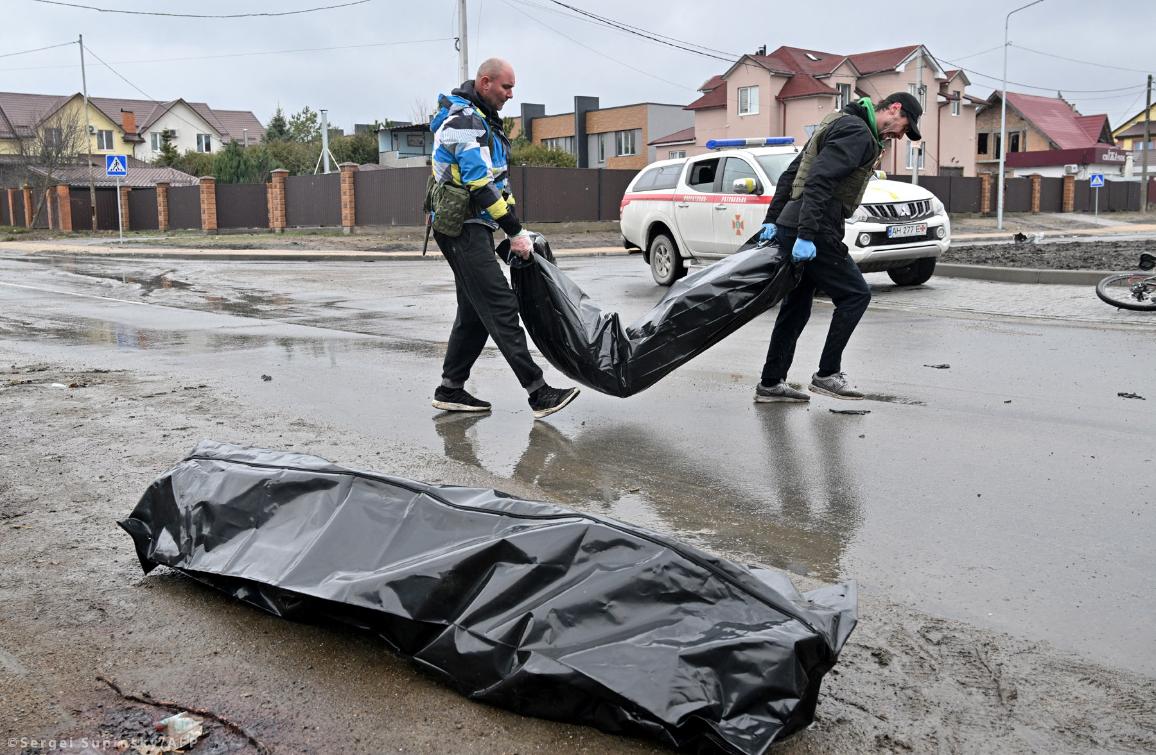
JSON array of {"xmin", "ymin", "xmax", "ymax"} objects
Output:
[
  {"xmin": 1089, "ymin": 173, "xmax": 1105, "ymax": 188},
  {"xmin": 105, "ymin": 154, "xmax": 128, "ymax": 177}
]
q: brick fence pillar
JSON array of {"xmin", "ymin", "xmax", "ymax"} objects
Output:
[
  {"xmin": 55, "ymin": 185, "xmax": 73, "ymax": 232},
  {"xmin": 1029, "ymin": 174, "xmax": 1041, "ymax": 214},
  {"xmin": 979, "ymin": 172, "xmax": 992, "ymax": 215},
  {"xmin": 199, "ymin": 176, "xmax": 218, "ymax": 233},
  {"xmin": 1061, "ymin": 174, "xmax": 1075, "ymax": 213},
  {"xmin": 269, "ymin": 169, "xmax": 288, "ymax": 233},
  {"xmin": 22, "ymin": 184, "xmax": 33, "ymax": 227},
  {"xmin": 119, "ymin": 184, "xmax": 132, "ymax": 231},
  {"xmin": 155, "ymin": 181, "xmax": 170, "ymax": 232},
  {"xmin": 6, "ymin": 188, "xmax": 15, "ymax": 227},
  {"xmin": 339, "ymin": 162, "xmax": 358, "ymax": 234}
]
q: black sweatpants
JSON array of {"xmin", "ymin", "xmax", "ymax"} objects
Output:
[
  {"xmin": 435, "ymin": 223, "xmax": 545, "ymax": 393},
  {"xmin": 760, "ymin": 227, "xmax": 871, "ymax": 385}
]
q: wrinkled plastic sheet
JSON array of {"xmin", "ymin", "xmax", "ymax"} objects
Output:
[
  {"xmin": 120, "ymin": 441, "xmax": 857, "ymax": 755},
  {"xmin": 503, "ymin": 234, "xmax": 799, "ymax": 397}
]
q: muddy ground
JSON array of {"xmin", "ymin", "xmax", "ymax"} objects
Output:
[
  {"xmin": 2, "ymin": 358, "xmax": 1154, "ymax": 754},
  {"xmin": 941, "ymin": 237, "xmax": 1156, "ymax": 270}
]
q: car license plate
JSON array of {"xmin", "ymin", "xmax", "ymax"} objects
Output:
[{"xmin": 887, "ymin": 223, "xmax": 927, "ymax": 239}]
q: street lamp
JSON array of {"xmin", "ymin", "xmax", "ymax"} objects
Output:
[{"xmin": 997, "ymin": 0, "xmax": 1046, "ymax": 230}]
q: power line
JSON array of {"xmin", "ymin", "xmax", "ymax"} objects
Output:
[
  {"xmin": 1009, "ymin": 43, "xmax": 1154, "ymax": 76},
  {"xmin": 0, "ymin": 37, "xmax": 453, "ymax": 72},
  {"xmin": 941, "ymin": 43, "xmax": 1004, "ymax": 63},
  {"xmin": 0, "ymin": 39, "xmax": 76, "ymax": 58},
  {"xmin": 498, "ymin": 0, "xmax": 690, "ymax": 91},
  {"xmin": 538, "ymin": 0, "xmax": 735, "ymax": 62},
  {"xmin": 33, "ymin": 0, "xmax": 372, "ymax": 18},
  {"xmin": 936, "ymin": 54, "xmax": 1145, "ymax": 94}
]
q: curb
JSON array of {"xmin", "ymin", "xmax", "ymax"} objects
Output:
[
  {"xmin": 7, "ymin": 246, "xmax": 632, "ymax": 263},
  {"xmin": 934, "ymin": 263, "xmax": 1112, "ymax": 285}
]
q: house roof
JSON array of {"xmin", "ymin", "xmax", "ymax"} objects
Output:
[
  {"xmin": 760, "ymin": 46, "xmax": 844, "ymax": 76},
  {"xmin": 999, "ymin": 91, "xmax": 1109, "ymax": 150},
  {"xmin": 28, "ymin": 163, "xmax": 198, "ymax": 188},
  {"xmin": 212, "ymin": 109, "xmax": 266, "ymax": 142},
  {"xmin": 846, "ymin": 45, "xmax": 921, "ymax": 75},
  {"xmin": 1075, "ymin": 114, "xmax": 1110, "ymax": 144},
  {"xmin": 686, "ymin": 86, "xmax": 727, "ymax": 111},
  {"xmin": 649, "ymin": 126, "xmax": 695, "ymax": 146},
  {"xmin": 0, "ymin": 92, "xmax": 70, "ymax": 138},
  {"xmin": 698, "ymin": 74, "xmax": 725, "ymax": 92},
  {"xmin": 1113, "ymin": 121, "xmax": 1156, "ymax": 139},
  {"xmin": 776, "ymin": 75, "xmax": 839, "ymax": 101}
]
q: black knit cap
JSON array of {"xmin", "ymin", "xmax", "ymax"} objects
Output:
[{"xmin": 880, "ymin": 92, "xmax": 923, "ymax": 141}]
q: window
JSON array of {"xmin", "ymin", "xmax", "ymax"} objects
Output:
[
  {"xmin": 631, "ymin": 166, "xmax": 660, "ymax": 191},
  {"xmin": 543, "ymin": 136, "xmax": 575, "ymax": 154},
  {"xmin": 738, "ymin": 85, "xmax": 759, "ymax": 116},
  {"xmin": 908, "ymin": 82, "xmax": 926, "ymax": 109},
  {"xmin": 951, "ymin": 97, "xmax": 961, "ymax": 116},
  {"xmin": 686, "ymin": 158, "xmax": 720, "ymax": 191},
  {"xmin": 597, "ymin": 134, "xmax": 606, "ymax": 163},
  {"xmin": 196, "ymin": 133, "xmax": 212, "ymax": 153},
  {"xmin": 44, "ymin": 127, "xmax": 63, "ymax": 148},
  {"xmin": 667, "ymin": 149, "xmax": 687, "ymax": 159},
  {"xmin": 615, "ymin": 129, "xmax": 637, "ymax": 156},
  {"xmin": 151, "ymin": 132, "xmax": 164, "ymax": 151},
  {"xmin": 994, "ymin": 134, "xmax": 1002, "ymax": 157},
  {"xmin": 721, "ymin": 157, "xmax": 759, "ymax": 193},
  {"xmin": 755, "ymin": 153, "xmax": 796, "ymax": 185},
  {"xmin": 906, "ymin": 142, "xmax": 925, "ymax": 170},
  {"xmin": 1009, "ymin": 132, "xmax": 1021, "ymax": 153},
  {"xmin": 836, "ymin": 83, "xmax": 852, "ymax": 111},
  {"xmin": 96, "ymin": 129, "xmax": 113, "ymax": 150},
  {"xmin": 803, "ymin": 124, "xmax": 818, "ymax": 139},
  {"xmin": 650, "ymin": 163, "xmax": 683, "ymax": 190},
  {"xmin": 977, "ymin": 132, "xmax": 989, "ymax": 155}
]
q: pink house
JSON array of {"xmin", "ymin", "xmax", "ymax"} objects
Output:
[{"xmin": 652, "ymin": 45, "xmax": 978, "ymax": 177}]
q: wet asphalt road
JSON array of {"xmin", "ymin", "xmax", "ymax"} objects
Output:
[{"xmin": 1, "ymin": 249, "xmax": 1154, "ymax": 678}]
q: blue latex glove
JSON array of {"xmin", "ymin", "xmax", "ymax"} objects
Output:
[
  {"xmin": 758, "ymin": 222, "xmax": 776, "ymax": 242},
  {"xmin": 792, "ymin": 237, "xmax": 817, "ymax": 262}
]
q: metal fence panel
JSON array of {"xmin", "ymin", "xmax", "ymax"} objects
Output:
[
  {"xmin": 128, "ymin": 188, "xmax": 159, "ymax": 230},
  {"xmin": 216, "ymin": 183, "xmax": 268, "ymax": 229},
  {"xmin": 355, "ymin": 167, "xmax": 426, "ymax": 226},
  {"xmin": 1107, "ymin": 180, "xmax": 1138, "ymax": 211},
  {"xmin": 11, "ymin": 191, "xmax": 25, "ymax": 227},
  {"xmin": 1149, "ymin": 178, "xmax": 1156, "ymax": 207},
  {"xmin": 1004, "ymin": 177, "xmax": 1031, "ymax": 213},
  {"xmin": 598, "ymin": 169, "xmax": 638, "ymax": 221},
  {"xmin": 286, "ymin": 173, "xmax": 341, "ymax": 227},
  {"xmin": 70, "ymin": 191, "xmax": 92, "ymax": 231},
  {"xmin": 169, "ymin": 185, "xmax": 201, "ymax": 229},
  {"xmin": 911, "ymin": 176, "xmax": 950, "ymax": 207},
  {"xmin": 1, "ymin": 194, "xmax": 9, "ymax": 225},
  {"xmin": 94, "ymin": 189, "xmax": 119, "ymax": 230},
  {"xmin": 1039, "ymin": 178, "xmax": 1063, "ymax": 212},
  {"xmin": 1074, "ymin": 180, "xmax": 1091, "ymax": 212},
  {"xmin": 32, "ymin": 192, "xmax": 50, "ymax": 228},
  {"xmin": 518, "ymin": 167, "xmax": 599, "ymax": 222},
  {"xmin": 951, "ymin": 177, "xmax": 981, "ymax": 213}
]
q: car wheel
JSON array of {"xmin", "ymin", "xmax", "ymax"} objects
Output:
[
  {"xmin": 887, "ymin": 257, "xmax": 936, "ymax": 286},
  {"xmin": 649, "ymin": 233, "xmax": 685, "ymax": 286}
]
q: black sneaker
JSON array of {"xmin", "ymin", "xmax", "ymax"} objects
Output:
[
  {"xmin": 809, "ymin": 372, "xmax": 864, "ymax": 400},
  {"xmin": 432, "ymin": 386, "xmax": 491, "ymax": 412},
  {"xmin": 754, "ymin": 381, "xmax": 810, "ymax": 403},
  {"xmin": 528, "ymin": 385, "xmax": 580, "ymax": 419}
]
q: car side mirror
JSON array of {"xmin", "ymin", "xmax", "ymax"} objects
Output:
[
  {"xmin": 874, "ymin": 170, "xmax": 887, "ymax": 180},
  {"xmin": 732, "ymin": 177, "xmax": 758, "ymax": 195}
]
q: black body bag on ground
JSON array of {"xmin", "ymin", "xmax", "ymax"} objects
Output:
[
  {"xmin": 120, "ymin": 441, "xmax": 857, "ymax": 755},
  {"xmin": 501, "ymin": 234, "xmax": 799, "ymax": 397}
]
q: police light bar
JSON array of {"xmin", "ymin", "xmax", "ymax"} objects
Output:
[{"xmin": 705, "ymin": 137, "xmax": 795, "ymax": 150}]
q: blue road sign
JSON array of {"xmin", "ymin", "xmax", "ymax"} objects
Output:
[
  {"xmin": 105, "ymin": 154, "xmax": 128, "ymax": 177},
  {"xmin": 1089, "ymin": 173, "xmax": 1105, "ymax": 188}
]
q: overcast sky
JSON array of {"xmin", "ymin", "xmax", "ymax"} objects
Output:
[{"xmin": 5, "ymin": 0, "xmax": 1154, "ymax": 132}]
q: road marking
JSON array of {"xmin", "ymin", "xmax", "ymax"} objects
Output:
[{"xmin": 0, "ymin": 280, "xmax": 160, "ymax": 308}]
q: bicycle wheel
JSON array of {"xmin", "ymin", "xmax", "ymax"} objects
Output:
[{"xmin": 1096, "ymin": 273, "xmax": 1156, "ymax": 311}]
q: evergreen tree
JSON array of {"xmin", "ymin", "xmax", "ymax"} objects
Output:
[
  {"xmin": 264, "ymin": 107, "xmax": 290, "ymax": 142},
  {"xmin": 155, "ymin": 129, "xmax": 180, "ymax": 166},
  {"xmin": 287, "ymin": 106, "xmax": 320, "ymax": 144}
]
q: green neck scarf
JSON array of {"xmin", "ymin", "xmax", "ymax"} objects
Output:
[{"xmin": 859, "ymin": 96, "xmax": 884, "ymax": 148}]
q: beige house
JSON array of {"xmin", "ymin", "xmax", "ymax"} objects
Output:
[
  {"xmin": 1112, "ymin": 102, "xmax": 1155, "ymax": 157},
  {"xmin": 657, "ymin": 45, "xmax": 977, "ymax": 177}
]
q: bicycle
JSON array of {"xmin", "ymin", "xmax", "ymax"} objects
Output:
[{"xmin": 1096, "ymin": 253, "xmax": 1156, "ymax": 311}]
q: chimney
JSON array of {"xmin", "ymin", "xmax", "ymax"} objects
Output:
[
  {"xmin": 121, "ymin": 109, "xmax": 136, "ymax": 135},
  {"xmin": 755, "ymin": 45, "xmax": 766, "ymax": 56}
]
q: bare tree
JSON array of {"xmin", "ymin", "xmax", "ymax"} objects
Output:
[
  {"xmin": 7, "ymin": 107, "xmax": 88, "ymax": 227},
  {"xmin": 410, "ymin": 98, "xmax": 434, "ymax": 127}
]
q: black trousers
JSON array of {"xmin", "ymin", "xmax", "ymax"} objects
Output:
[
  {"xmin": 436, "ymin": 223, "xmax": 545, "ymax": 393},
  {"xmin": 760, "ymin": 227, "xmax": 871, "ymax": 385}
]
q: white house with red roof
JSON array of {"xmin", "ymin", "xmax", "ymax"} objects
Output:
[
  {"xmin": 650, "ymin": 44, "xmax": 978, "ymax": 177},
  {"xmin": 975, "ymin": 91, "xmax": 1127, "ymax": 179}
]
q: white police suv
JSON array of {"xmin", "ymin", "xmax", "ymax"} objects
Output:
[{"xmin": 619, "ymin": 137, "xmax": 950, "ymax": 286}]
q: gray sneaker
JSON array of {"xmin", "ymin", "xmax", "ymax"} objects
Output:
[
  {"xmin": 809, "ymin": 372, "xmax": 864, "ymax": 400},
  {"xmin": 754, "ymin": 381, "xmax": 810, "ymax": 403}
]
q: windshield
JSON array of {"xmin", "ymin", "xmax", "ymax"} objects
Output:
[{"xmin": 754, "ymin": 153, "xmax": 796, "ymax": 185}]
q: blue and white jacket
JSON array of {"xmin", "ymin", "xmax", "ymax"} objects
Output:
[{"xmin": 430, "ymin": 81, "xmax": 522, "ymax": 236}]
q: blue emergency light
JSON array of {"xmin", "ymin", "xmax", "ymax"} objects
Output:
[{"xmin": 705, "ymin": 137, "xmax": 795, "ymax": 150}]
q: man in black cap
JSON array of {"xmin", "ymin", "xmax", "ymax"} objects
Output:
[{"xmin": 752, "ymin": 92, "xmax": 922, "ymax": 403}]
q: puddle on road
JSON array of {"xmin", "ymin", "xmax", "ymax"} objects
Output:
[{"xmin": 863, "ymin": 392, "xmax": 927, "ymax": 406}]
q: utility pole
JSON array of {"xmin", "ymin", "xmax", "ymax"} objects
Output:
[
  {"xmin": 1144, "ymin": 73, "xmax": 1152, "ymax": 213},
  {"xmin": 457, "ymin": 0, "xmax": 469, "ymax": 84},
  {"xmin": 320, "ymin": 109, "xmax": 331, "ymax": 173},
  {"xmin": 912, "ymin": 49, "xmax": 923, "ymax": 186},
  {"xmin": 78, "ymin": 34, "xmax": 97, "ymax": 230},
  {"xmin": 998, "ymin": 0, "xmax": 1046, "ymax": 230}
]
